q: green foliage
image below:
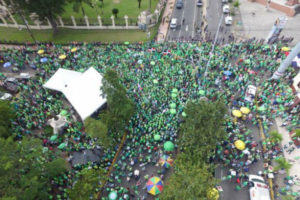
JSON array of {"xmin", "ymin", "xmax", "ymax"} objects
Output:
[
  {"xmin": 233, "ymin": 0, "xmax": 240, "ymax": 7},
  {"xmin": 274, "ymin": 157, "xmax": 292, "ymax": 175},
  {"xmin": 0, "ymin": 137, "xmax": 67, "ymax": 199},
  {"xmin": 44, "ymin": 125, "xmax": 53, "ymax": 137},
  {"xmin": 180, "ymin": 100, "xmax": 227, "ymax": 163},
  {"xmin": 161, "ymin": 156, "xmax": 217, "ymax": 200},
  {"xmin": 112, "ymin": 8, "xmax": 119, "ymax": 18},
  {"xmin": 84, "ymin": 117, "xmax": 110, "ymax": 148},
  {"xmin": 269, "ymin": 131, "xmax": 283, "ymax": 143},
  {"xmin": 100, "ymin": 69, "xmax": 135, "ymax": 138},
  {"xmin": 281, "ymin": 195, "xmax": 295, "ymax": 200},
  {"xmin": 294, "ymin": 129, "xmax": 300, "ymax": 138},
  {"xmin": 11, "ymin": 0, "xmax": 67, "ymax": 33},
  {"xmin": 71, "ymin": 0, "xmax": 93, "ymax": 16},
  {"xmin": 68, "ymin": 168, "xmax": 108, "ymax": 200},
  {"xmin": 0, "ymin": 100, "xmax": 15, "ymax": 138}
]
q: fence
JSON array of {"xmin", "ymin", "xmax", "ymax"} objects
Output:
[{"xmin": 0, "ymin": 0, "xmax": 165, "ymax": 30}]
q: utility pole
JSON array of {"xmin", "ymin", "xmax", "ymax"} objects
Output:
[{"xmin": 271, "ymin": 41, "xmax": 300, "ymax": 80}]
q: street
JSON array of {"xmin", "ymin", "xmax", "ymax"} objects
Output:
[{"xmin": 167, "ymin": 0, "xmax": 202, "ymax": 41}]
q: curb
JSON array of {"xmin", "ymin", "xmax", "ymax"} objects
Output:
[{"xmin": 255, "ymin": 90, "xmax": 275, "ymax": 200}]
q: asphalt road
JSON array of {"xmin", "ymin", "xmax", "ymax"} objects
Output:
[
  {"xmin": 167, "ymin": 0, "xmax": 203, "ymax": 41},
  {"xmin": 215, "ymin": 121, "xmax": 264, "ymax": 200}
]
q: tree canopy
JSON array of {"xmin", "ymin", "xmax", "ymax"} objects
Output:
[
  {"xmin": 84, "ymin": 117, "xmax": 110, "ymax": 148},
  {"xmin": 0, "ymin": 137, "xmax": 67, "ymax": 199},
  {"xmin": 0, "ymin": 100, "xmax": 15, "ymax": 138},
  {"xmin": 100, "ymin": 69, "xmax": 135, "ymax": 138}
]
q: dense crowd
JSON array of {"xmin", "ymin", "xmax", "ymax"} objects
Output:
[{"xmin": 0, "ymin": 40, "xmax": 299, "ymax": 199}]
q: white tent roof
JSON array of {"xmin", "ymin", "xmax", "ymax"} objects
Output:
[{"xmin": 43, "ymin": 67, "xmax": 106, "ymax": 120}]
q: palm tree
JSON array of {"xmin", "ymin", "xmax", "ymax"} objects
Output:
[
  {"xmin": 274, "ymin": 157, "xmax": 292, "ymax": 175},
  {"xmin": 72, "ymin": 0, "xmax": 92, "ymax": 17},
  {"xmin": 138, "ymin": 0, "xmax": 142, "ymax": 8},
  {"xmin": 269, "ymin": 131, "xmax": 283, "ymax": 143}
]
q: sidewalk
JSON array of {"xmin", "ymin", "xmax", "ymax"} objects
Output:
[
  {"xmin": 156, "ymin": 0, "xmax": 176, "ymax": 42},
  {"xmin": 275, "ymin": 117, "xmax": 300, "ymax": 193},
  {"xmin": 233, "ymin": 0, "xmax": 300, "ymax": 46}
]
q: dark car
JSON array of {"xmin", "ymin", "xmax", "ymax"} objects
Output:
[
  {"xmin": 197, "ymin": 0, "xmax": 203, "ymax": 6},
  {"xmin": 176, "ymin": 0, "xmax": 183, "ymax": 9}
]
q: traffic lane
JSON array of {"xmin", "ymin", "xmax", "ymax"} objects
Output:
[
  {"xmin": 216, "ymin": 124, "xmax": 264, "ymax": 200},
  {"xmin": 194, "ymin": 5, "xmax": 203, "ymax": 39},
  {"xmin": 179, "ymin": 0, "xmax": 197, "ymax": 38},
  {"xmin": 206, "ymin": 0, "xmax": 222, "ymax": 34},
  {"xmin": 167, "ymin": 5, "xmax": 183, "ymax": 40}
]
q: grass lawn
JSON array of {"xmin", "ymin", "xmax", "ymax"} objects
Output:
[
  {"xmin": 0, "ymin": 27, "xmax": 157, "ymax": 43},
  {"xmin": 61, "ymin": 0, "xmax": 159, "ymax": 23}
]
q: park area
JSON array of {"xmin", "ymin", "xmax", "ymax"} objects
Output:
[{"xmin": 0, "ymin": 41, "xmax": 299, "ymax": 200}]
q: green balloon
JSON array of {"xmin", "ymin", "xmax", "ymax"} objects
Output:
[
  {"xmin": 172, "ymin": 88, "xmax": 178, "ymax": 93},
  {"xmin": 171, "ymin": 93, "xmax": 177, "ymax": 98},
  {"xmin": 170, "ymin": 108, "xmax": 176, "ymax": 114},
  {"xmin": 109, "ymin": 191, "xmax": 118, "ymax": 200},
  {"xmin": 153, "ymin": 79, "xmax": 158, "ymax": 84},
  {"xmin": 182, "ymin": 112, "xmax": 187, "ymax": 117},
  {"xmin": 150, "ymin": 61, "xmax": 155, "ymax": 66},
  {"xmin": 198, "ymin": 90, "xmax": 205, "ymax": 95},
  {"xmin": 170, "ymin": 103, "xmax": 176, "ymax": 109},
  {"xmin": 164, "ymin": 141, "xmax": 174, "ymax": 151}
]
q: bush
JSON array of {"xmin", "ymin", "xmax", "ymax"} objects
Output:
[
  {"xmin": 44, "ymin": 125, "xmax": 53, "ymax": 137},
  {"xmin": 233, "ymin": 0, "xmax": 240, "ymax": 8}
]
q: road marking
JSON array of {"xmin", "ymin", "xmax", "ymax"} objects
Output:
[
  {"xmin": 178, "ymin": 0, "xmax": 187, "ymax": 38},
  {"xmin": 192, "ymin": 0, "xmax": 198, "ymax": 38},
  {"xmin": 186, "ymin": 25, "xmax": 188, "ymax": 31}
]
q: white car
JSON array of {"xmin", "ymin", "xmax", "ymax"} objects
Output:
[
  {"xmin": 170, "ymin": 18, "xmax": 177, "ymax": 29},
  {"xmin": 225, "ymin": 16, "xmax": 232, "ymax": 25},
  {"xmin": 222, "ymin": 0, "xmax": 228, "ymax": 3},
  {"xmin": 249, "ymin": 175, "xmax": 271, "ymax": 200},
  {"xmin": 223, "ymin": 5, "xmax": 230, "ymax": 13}
]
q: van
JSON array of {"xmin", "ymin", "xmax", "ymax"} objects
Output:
[
  {"xmin": 249, "ymin": 175, "xmax": 271, "ymax": 200},
  {"xmin": 170, "ymin": 18, "xmax": 177, "ymax": 29},
  {"xmin": 223, "ymin": 5, "xmax": 230, "ymax": 14},
  {"xmin": 225, "ymin": 16, "xmax": 232, "ymax": 25}
]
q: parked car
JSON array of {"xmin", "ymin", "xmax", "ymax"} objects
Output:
[
  {"xmin": 249, "ymin": 175, "xmax": 271, "ymax": 200},
  {"xmin": 222, "ymin": 0, "xmax": 228, "ymax": 3},
  {"xmin": 223, "ymin": 4, "xmax": 230, "ymax": 13},
  {"xmin": 225, "ymin": 16, "xmax": 232, "ymax": 25},
  {"xmin": 197, "ymin": 0, "xmax": 203, "ymax": 7},
  {"xmin": 170, "ymin": 18, "xmax": 178, "ymax": 29},
  {"xmin": 176, "ymin": 0, "xmax": 183, "ymax": 9}
]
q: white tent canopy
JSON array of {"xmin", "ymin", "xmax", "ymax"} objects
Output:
[{"xmin": 43, "ymin": 67, "xmax": 106, "ymax": 120}]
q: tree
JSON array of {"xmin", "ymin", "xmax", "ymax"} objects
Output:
[
  {"xmin": 179, "ymin": 100, "xmax": 227, "ymax": 163},
  {"xmin": 233, "ymin": 0, "xmax": 240, "ymax": 8},
  {"xmin": 161, "ymin": 155, "xmax": 217, "ymax": 200},
  {"xmin": 71, "ymin": 0, "xmax": 92, "ymax": 17},
  {"xmin": 68, "ymin": 168, "xmax": 108, "ymax": 200},
  {"xmin": 112, "ymin": 8, "xmax": 119, "ymax": 18},
  {"xmin": 11, "ymin": 0, "xmax": 67, "ymax": 34},
  {"xmin": 0, "ymin": 137, "xmax": 67, "ymax": 199},
  {"xmin": 84, "ymin": 117, "xmax": 110, "ymax": 148},
  {"xmin": 269, "ymin": 131, "xmax": 283, "ymax": 143},
  {"xmin": 0, "ymin": 100, "xmax": 15, "ymax": 138},
  {"xmin": 100, "ymin": 69, "xmax": 135, "ymax": 137},
  {"xmin": 138, "ymin": 0, "xmax": 142, "ymax": 8},
  {"xmin": 274, "ymin": 157, "xmax": 292, "ymax": 175}
]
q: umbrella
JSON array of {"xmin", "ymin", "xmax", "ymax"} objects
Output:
[
  {"xmin": 59, "ymin": 54, "xmax": 66, "ymax": 60},
  {"xmin": 207, "ymin": 188, "xmax": 219, "ymax": 200},
  {"xmin": 170, "ymin": 108, "xmax": 176, "ymax": 114},
  {"xmin": 71, "ymin": 47, "xmax": 77, "ymax": 53},
  {"xmin": 159, "ymin": 155, "xmax": 173, "ymax": 168},
  {"xmin": 146, "ymin": 177, "xmax": 163, "ymax": 196},
  {"xmin": 50, "ymin": 135, "xmax": 58, "ymax": 141},
  {"xmin": 154, "ymin": 134, "xmax": 160, "ymax": 141},
  {"xmin": 172, "ymin": 88, "xmax": 178, "ymax": 93},
  {"xmin": 58, "ymin": 143, "xmax": 66, "ymax": 149},
  {"xmin": 291, "ymin": 53, "xmax": 300, "ymax": 68},
  {"xmin": 164, "ymin": 141, "xmax": 174, "ymax": 151},
  {"xmin": 108, "ymin": 191, "xmax": 118, "ymax": 200},
  {"xmin": 37, "ymin": 49, "xmax": 44, "ymax": 55},
  {"xmin": 223, "ymin": 70, "xmax": 232, "ymax": 76},
  {"xmin": 240, "ymin": 107, "xmax": 250, "ymax": 114},
  {"xmin": 234, "ymin": 140, "xmax": 245, "ymax": 150},
  {"xmin": 281, "ymin": 46, "xmax": 290, "ymax": 52},
  {"xmin": 170, "ymin": 103, "xmax": 176, "ymax": 109},
  {"xmin": 198, "ymin": 90, "xmax": 205, "ymax": 96},
  {"xmin": 232, "ymin": 110, "xmax": 242, "ymax": 118},
  {"xmin": 40, "ymin": 58, "xmax": 48, "ymax": 63},
  {"xmin": 60, "ymin": 110, "xmax": 68, "ymax": 116},
  {"xmin": 3, "ymin": 62, "xmax": 11, "ymax": 68}
]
